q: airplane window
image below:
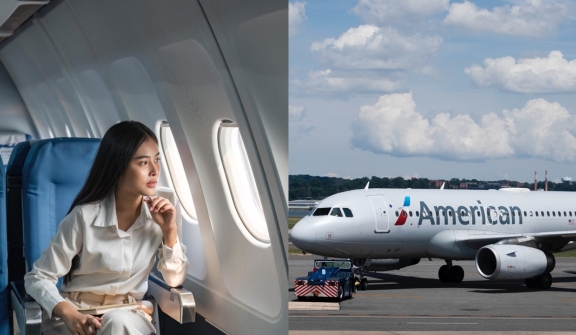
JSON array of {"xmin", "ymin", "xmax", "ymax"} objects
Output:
[
  {"xmin": 218, "ymin": 124, "xmax": 269, "ymax": 242},
  {"xmin": 330, "ymin": 208, "xmax": 343, "ymax": 217},
  {"xmin": 409, "ymin": 211, "xmax": 413, "ymax": 217},
  {"xmin": 547, "ymin": 211, "xmax": 550, "ymax": 216},
  {"xmin": 395, "ymin": 211, "xmax": 399, "ymax": 217},
  {"xmin": 159, "ymin": 123, "xmax": 197, "ymax": 220},
  {"xmin": 416, "ymin": 211, "xmax": 419, "ymax": 217},
  {"xmin": 541, "ymin": 211, "xmax": 544, "ymax": 216},
  {"xmin": 343, "ymin": 208, "xmax": 353, "ymax": 217},
  {"xmin": 529, "ymin": 211, "xmax": 533, "ymax": 216},
  {"xmin": 564, "ymin": 211, "xmax": 567, "ymax": 216},
  {"xmin": 477, "ymin": 211, "xmax": 480, "ymax": 216},
  {"xmin": 402, "ymin": 211, "xmax": 407, "ymax": 217},
  {"xmin": 523, "ymin": 211, "xmax": 527, "ymax": 217},
  {"xmin": 313, "ymin": 207, "xmax": 331, "ymax": 216},
  {"xmin": 448, "ymin": 211, "xmax": 452, "ymax": 217},
  {"xmin": 535, "ymin": 211, "xmax": 538, "ymax": 217}
]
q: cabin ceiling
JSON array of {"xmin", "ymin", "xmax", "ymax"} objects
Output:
[{"xmin": 0, "ymin": 0, "xmax": 49, "ymax": 45}]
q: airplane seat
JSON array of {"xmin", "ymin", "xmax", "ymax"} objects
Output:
[
  {"xmin": 0, "ymin": 163, "xmax": 9, "ymax": 335},
  {"xmin": 10, "ymin": 138, "xmax": 195, "ymax": 335},
  {"xmin": 5, "ymin": 141, "xmax": 35, "ymax": 282},
  {"xmin": 21, "ymin": 138, "xmax": 101, "ymax": 271}
]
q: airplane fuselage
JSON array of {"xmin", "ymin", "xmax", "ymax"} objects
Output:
[{"xmin": 290, "ymin": 188, "xmax": 576, "ymax": 260}]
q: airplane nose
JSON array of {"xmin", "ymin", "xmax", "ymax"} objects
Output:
[{"xmin": 290, "ymin": 218, "xmax": 316, "ymax": 251}]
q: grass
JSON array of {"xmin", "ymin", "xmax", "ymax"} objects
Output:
[
  {"xmin": 288, "ymin": 217, "xmax": 305, "ymax": 254},
  {"xmin": 288, "ymin": 217, "xmax": 301, "ymax": 230},
  {"xmin": 554, "ymin": 249, "xmax": 576, "ymax": 257},
  {"xmin": 289, "ymin": 246, "xmax": 305, "ymax": 254}
]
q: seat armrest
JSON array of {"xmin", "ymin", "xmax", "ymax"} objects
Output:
[
  {"xmin": 147, "ymin": 274, "xmax": 196, "ymax": 324},
  {"xmin": 10, "ymin": 281, "xmax": 42, "ymax": 335}
]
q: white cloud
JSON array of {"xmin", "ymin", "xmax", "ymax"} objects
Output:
[
  {"xmin": 325, "ymin": 172, "xmax": 340, "ymax": 178},
  {"xmin": 444, "ymin": 0, "xmax": 574, "ymax": 37},
  {"xmin": 351, "ymin": 92, "xmax": 576, "ymax": 163},
  {"xmin": 289, "ymin": 104, "xmax": 314, "ymax": 135},
  {"xmin": 297, "ymin": 68, "xmax": 402, "ymax": 95},
  {"xmin": 311, "ymin": 25, "xmax": 442, "ymax": 71},
  {"xmin": 289, "ymin": 2, "xmax": 307, "ymax": 37},
  {"xmin": 465, "ymin": 50, "xmax": 576, "ymax": 93},
  {"xmin": 289, "ymin": 104, "xmax": 305, "ymax": 122},
  {"xmin": 351, "ymin": 0, "xmax": 449, "ymax": 25}
]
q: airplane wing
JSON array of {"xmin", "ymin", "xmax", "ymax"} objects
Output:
[{"xmin": 462, "ymin": 230, "xmax": 576, "ymax": 250}]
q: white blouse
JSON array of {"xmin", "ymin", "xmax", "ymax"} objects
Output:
[{"xmin": 24, "ymin": 189, "xmax": 189, "ymax": 318}]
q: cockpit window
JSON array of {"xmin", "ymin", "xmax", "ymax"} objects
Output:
[
  {"xmin": 343, "ymin": 208, "xmax": 353, "ymax": 217},
  {"xmin": 313, "ymin": 207, "xmax": 331, "ymax": 216},
  {"xmin": 330, "ymin": 208, "xmax": 343, "ymax": 217}
]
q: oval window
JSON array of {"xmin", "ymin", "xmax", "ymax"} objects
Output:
[
  {"xmin": 218, "ymin": 122, "xmax": 269, "ymax": 242},
  {"xmin": 159, "ymin": 122, "xmax": 197, "ymax": 220}
]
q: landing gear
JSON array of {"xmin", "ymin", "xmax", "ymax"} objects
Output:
[
  {"xmin": 360, "ymin": 278, "xmax": 368, "ymax": 291},
  {"xmin": 525, "ymin": 272, "xmax": 552, "ymax": 289},
  {"xmin": 438, "ymin": 260, "xmax": 464, "ymax": 283},
  {"xmin": 354, "ymin": 259, "xmax": 369, "ymax": 291}
]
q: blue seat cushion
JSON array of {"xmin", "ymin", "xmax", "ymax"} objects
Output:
[
  {"xmin": 6, "ymin": 141, "xmax": 32, "ymax": 179},
  {"xmin": 22, "ymin": 138, "xmax": 100, "ymax": 271}
]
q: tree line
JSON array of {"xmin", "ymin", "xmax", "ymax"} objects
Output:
[{"xmin": 289, "ymin": 174, "xmax": 576, "ymax": 200}]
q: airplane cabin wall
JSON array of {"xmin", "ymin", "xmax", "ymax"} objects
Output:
[
  {"xmin": 0, "ymin": 62, "xmax": 36, "ymax": 137},
  {"xmin": 0, "ymin": 0, "xmax": 287, "ymax": 334}
]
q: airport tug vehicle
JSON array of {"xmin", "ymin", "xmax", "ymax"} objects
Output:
[{"xmin": 294, "ymin": 259, "xmax": 355, "ymax": 301}]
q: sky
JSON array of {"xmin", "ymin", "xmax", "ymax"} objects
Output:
[{"xmin": 289, "ymin": 0, "xmax": 576, "ymax": 183}]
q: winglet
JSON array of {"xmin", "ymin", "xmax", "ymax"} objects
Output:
[
  {"xmin": 364, "ymin": 182, "xmax": 370, "ymax": 189},
  {"xmin": 440, "ymin": 182, "xmax": 445, "ymax": 190}
]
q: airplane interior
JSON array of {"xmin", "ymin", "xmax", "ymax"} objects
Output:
[{"xmin": 0, "ymin": 0, "xmax": 288, "ymax": 334}]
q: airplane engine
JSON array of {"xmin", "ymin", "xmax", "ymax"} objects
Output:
[
  {"xmin": 355, "ymin": 258, "xmax": 421, "ymax": 272},
  {"xmin": 475, "ymin": 244, "xmax": 555, "ymax": 280}
]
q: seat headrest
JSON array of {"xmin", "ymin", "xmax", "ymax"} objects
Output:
[
  {"xmin": 22, "ymin": 138, "xmax": 101, "ymax": 269},
  {"xmin": 6, "ymin": 141, "xmax": 32, "ymax": 176}
]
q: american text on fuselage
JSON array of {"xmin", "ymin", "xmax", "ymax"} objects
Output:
[{"xmin": 418, "ymin": 201, "xmax": 522, "ymax": 225}]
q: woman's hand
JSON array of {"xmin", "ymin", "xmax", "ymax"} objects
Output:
[
  {"xmin": 62, "ymin": 312, "xmax": 102, "ymax": 335},
  {"xmin": 53, "ymin": 302, "xmax": 102, "ymax": 335},
  {"xmin": 145, "ymin": 196, "xmax": 178, "ymax": 247}
]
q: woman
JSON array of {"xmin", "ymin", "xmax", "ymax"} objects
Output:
[{"xmin": 24, "ymin": 121, "xmax": 189, "ymax": 335}]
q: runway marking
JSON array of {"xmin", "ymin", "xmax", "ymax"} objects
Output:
[
  {"xmin": 289, "ymin": 302, "xmax": 340, "ymax": 311},
  {"xmin": 289, "ymin": 313, "xmax": 576, "ymax": 320},
  {"xmin": 353, "ymin": 293, "xmax": 421, "ymax": 299},
  {"xmin": 407, "ymin": 322, "xmax": 479, "ymax": 325}
]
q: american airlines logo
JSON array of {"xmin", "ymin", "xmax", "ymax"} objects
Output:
[{"xmin": 417, "ymin": 201, "xmax": 523, "ymax": 226}]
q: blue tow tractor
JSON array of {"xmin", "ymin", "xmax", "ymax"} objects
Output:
[{"xmin": 294, "ymin": 259, "xmax": 355, "ymax": 301}]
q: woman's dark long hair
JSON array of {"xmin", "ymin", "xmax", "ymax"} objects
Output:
[{"xmin": 64, "ymin": 121, "xmax": 158, "ymax": 285}]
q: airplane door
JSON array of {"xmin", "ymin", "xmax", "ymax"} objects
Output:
[{"xmin": 369, "ymin": 196, "xmax": 390, "ymax": 233}]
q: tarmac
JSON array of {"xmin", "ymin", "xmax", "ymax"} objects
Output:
[{"xmin": 289, "ymin": 254, "xmax": 576, "ymax": 334}]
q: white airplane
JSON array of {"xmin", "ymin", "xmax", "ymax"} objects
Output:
[
  {"xmin": 0, "ymin": 0, "xmax": 287, "ymax": 334},
  {"xmin": 290, "ymin": 187, "xmax": 576, "ymax": 290}
]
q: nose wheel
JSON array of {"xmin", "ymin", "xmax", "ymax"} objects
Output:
[
  {"xmin": 353, "ymin": 259, "xmax": 369, "ymax": 291},
  {"xmin": 438, "ymin": 260, "xmax": 464, "ymax": 283}
]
